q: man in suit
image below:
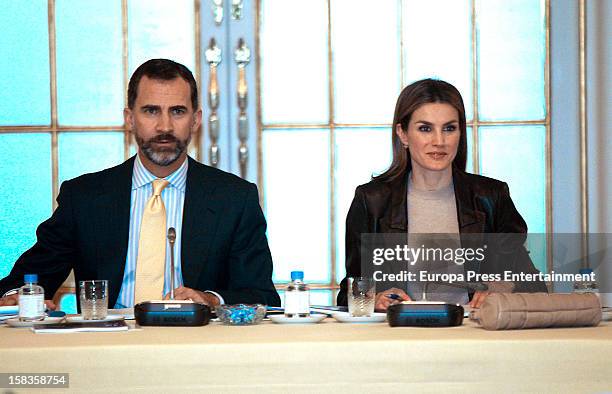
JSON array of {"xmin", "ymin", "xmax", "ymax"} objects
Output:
[{"xmin": 0, "ymin": 58, "xmax": 280, "ymax": 308}]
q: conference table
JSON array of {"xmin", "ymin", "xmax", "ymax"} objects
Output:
[{"xmin": 1, "ymin": 317, "xmax": 611, "ymax": 393}]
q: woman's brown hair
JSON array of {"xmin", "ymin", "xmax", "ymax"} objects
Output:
[{"xmin": 374, "ymin": 79, "xmax": 467, "ymax": 182}]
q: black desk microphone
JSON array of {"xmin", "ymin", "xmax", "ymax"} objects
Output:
[
  {"xmin": 168, "ymin": 227, "xmax": 176, "ymax": 300},
  {"xmin": 387, "ymin": 281, "xmax": 487, "ymax": 327}
]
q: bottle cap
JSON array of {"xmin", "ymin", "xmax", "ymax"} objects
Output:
[
  {"xmin": 290, "ymin": 271, "xmax": 304, "ymax": 281},
  {"xmin": 579, "ymin": 268, "xmax": 593, "ymax": 275},
  {"xmin": 24, "ymin": 274, "xmax": 38, "ymax": 283}
]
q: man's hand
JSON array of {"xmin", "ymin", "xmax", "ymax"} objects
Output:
[
  {"xmin": 164, "ymin": 286, "xmax": 220, "ymax": 307},
  {"xmin": 468, "ymin": 290, "xmax": 490, "ymax": 308},
  {"xmin": 374, "ymin": 288, "xmax": 411, "ymax": 311},
  {"xmin": 0, "ymin": 294, "xmax": 17, "ymax": 306},
  {"xmin": 0, "ymin": 294, "xmax": 57, "ymax": 310}
]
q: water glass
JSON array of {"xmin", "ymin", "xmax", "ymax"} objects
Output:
[
  {"xmin": 347, "ymin": 277, "xmax": 376, "ymax": 317},
  {"xmin": 79, "ymin": 280, "xmax": 108, "ymax": 320}
]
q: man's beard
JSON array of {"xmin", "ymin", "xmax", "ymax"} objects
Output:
[{"xmin": 135, "ymin": 132, "xmax": 191, "ymax": 166}]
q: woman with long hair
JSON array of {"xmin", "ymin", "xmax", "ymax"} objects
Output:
[{"xmin": 337, "ymin": 79, "xmax": 547, "ymax": 310}]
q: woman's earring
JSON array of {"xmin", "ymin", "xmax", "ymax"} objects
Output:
[{"xmin": 402, "ymin": 144, "xmax": 409, "ymax": 149}]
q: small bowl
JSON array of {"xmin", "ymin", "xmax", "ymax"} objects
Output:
[{"xmin": 215, "ymin": 304, "xmax": 266, "ymax": 325}]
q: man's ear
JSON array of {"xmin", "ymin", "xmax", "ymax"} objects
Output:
[
  {"xmin": 124, "ymin": 108, "xmax": 134, "ymax": 131},
  {"xmin": 192, "ymin": 108, "xmax": 203, "ymax": 132},
  {"xmin": 395, "ymin": 123, "xmax": 409, "ymax": 146}
]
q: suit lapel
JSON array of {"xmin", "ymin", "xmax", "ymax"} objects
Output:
[
  {"xmin": 452, "ymin": 169, "xmax": 487, "ymax": 273},
  {"xmin": 180, "ymin": 157, "xmax": 218, "ymax": 288},
  {"xmin": 91, "ymin": 156, "xmax": 135, "ymax": 304},
  {"xmin": 387, "ymin": 175, "xmax": 408, "ymax": 232},
  {"xmin": 452, "ymin": 169, "xmax": 486, "ymax": 234}
]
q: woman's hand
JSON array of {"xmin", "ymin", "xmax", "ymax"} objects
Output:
[
  {"xmin": 374, "ymin": 288, "xmax": 411, "ymax": 312},
  {"xmin": 468, "ymin": 290, "xmax": 490, "ymax": 308}
]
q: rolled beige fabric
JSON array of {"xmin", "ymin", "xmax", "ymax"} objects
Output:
[{"xmin": 473, "ymin": 293, "xmax": 601, "ymax": 330}]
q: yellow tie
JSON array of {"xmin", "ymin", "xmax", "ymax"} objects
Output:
[{"xmin": 134, "ymin": 179, "xmax": 170, "ymax": 304}]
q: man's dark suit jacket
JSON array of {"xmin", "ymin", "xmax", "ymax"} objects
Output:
[
  {"xmin": 337, "ymin": 168, "xmax": 548, "ymax": 305},
  {"xmin": 0, "ymin": 156, "xmax": 281, "ymax": 307}
]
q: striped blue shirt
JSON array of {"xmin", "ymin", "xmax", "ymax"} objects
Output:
[{"xmin": 115, "ymin": 156, "xmax": 188, "ymax": 308}]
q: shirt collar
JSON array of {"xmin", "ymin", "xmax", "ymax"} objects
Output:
[{"xmin": 132, "ymin": 154, "xmax": 188, "ymax": 192}]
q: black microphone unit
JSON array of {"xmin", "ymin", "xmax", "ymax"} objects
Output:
[
  {"xmin": 135, "ymin": 300, "xmax": 211, "ymax": 326},
  {"xmin": 386, "ymin": 281, "xmax": 487, "ymax": 327},
  {"xmin": 387, "ymin": 301, "xmax": 464, "ymax": 327}
]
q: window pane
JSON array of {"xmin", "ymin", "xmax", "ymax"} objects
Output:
[
  {"xmin": 58, "ymin": 293, "xmax": 77, "ymax": 314},
  {"xmin": 335, "ymin": 127, "xmax": 392, "ymax": 284},
  {"xmin": 332, "ymin": 0, "xmax": 400, "ymax": 124},
  {"xmin": 403, "ymin": 0, "xmax": 473, "ymax": 120},
  {"xmin": 0, "ymin": 134, "xmax": 52, "ymax": 278},
  {"xmin": 278, "ymin": 289, "xmax": 333, "ymax": 307},
  {"xmin": 0, "ymin": 0, "xmax": 50, "ymax": 126},
  {"xmin": 479, "ymin": 126, "xmax": 546, "ymax": 234},
  {"xmin": 263, "ymin": 129, "xmax": 330, "ymax": 283},
  {"xmin": 260, "ymin": 0, "xmax": 328, "ymax": 124},
  {"xmin": 479, "ymin": 125, "xmax": 546, "ymax": 272},
  {"xmin": 56, "ymin": 0, "xmax": 123, "ymax": 126},
  {"xmin": 310, "ymin": 289, "xmax": 332, "ymax": 306},
  {"xmin": 466, "ymin": 126, "xmax": 474, "ymax": 173},
  {"xmin": 58, "ymin": 132, "xmax": 125, "ymax": 185},
  {"xmin": 477, "ymin": 0, "xmax": 546, "ymax": 121},
  {"xmin": 128, "ymin": 0, "xmax": 196, "ymax": 75}
]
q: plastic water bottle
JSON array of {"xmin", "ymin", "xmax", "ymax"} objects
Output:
[
  {"xmin": 573, "ymin": 268, "xmax": 599, "ymax": 295},
  {"xmin": 18, "ymin": 274, "xmax": 45, "ymax": 322},
  {"xmin": 284, "ymin": 271, "xmax": 310, "ymax": 318}
]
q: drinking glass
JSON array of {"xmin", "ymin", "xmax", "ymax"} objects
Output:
[
  {"xmin": 347, "ymin": 277, "xmax": 376, "ymax": 317},
  {"xmin": 79, "ymin": 280, "xmax": 108, "ymax": 320}
]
